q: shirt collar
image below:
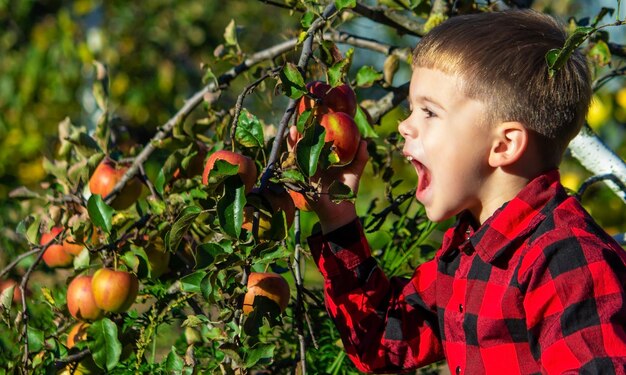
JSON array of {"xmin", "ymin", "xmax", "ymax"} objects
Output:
[{"xmin": 440, "ymin": 169, "xmax": 565, "ymax": 264}]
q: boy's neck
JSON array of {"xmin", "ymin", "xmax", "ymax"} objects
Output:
[{"xmin": 473, "ymin": 160, "xmax": 554, "ymax": 225}]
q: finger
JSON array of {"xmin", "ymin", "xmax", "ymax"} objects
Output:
[
  {"xmin": 350, "ymin": 139, "xmax": 369, "ymax": 175},
  {"xmin": 287, "ymin": 126, "xmax": 299, "ymax": 152}
]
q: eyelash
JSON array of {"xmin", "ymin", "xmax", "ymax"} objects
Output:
[{"xmin": 421, "ymin": 107, "xmax": 435, "ymax": 118}]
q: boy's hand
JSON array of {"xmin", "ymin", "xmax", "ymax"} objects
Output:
[{"xmin": 288, "ymin": 126, "xmax": 369, "ymax": 233}]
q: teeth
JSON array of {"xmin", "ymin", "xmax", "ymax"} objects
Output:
[{"xmin": 406, "ymin": 156, "xmax": 413, "ymax": 162}]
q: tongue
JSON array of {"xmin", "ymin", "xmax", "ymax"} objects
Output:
[{"xmin": 416, "ymin": 163, "xmax": 430, "ymax": 193}]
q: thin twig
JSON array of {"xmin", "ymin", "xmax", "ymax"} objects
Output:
[
  {"xmin": 229, "ymin": 66, "xmax": 282, "ymax": 150},
  {"xmin": 291, "ymin": 210, "xmax": 307, "ymax": 373},
  {"xmin": 0, "ymin": 248, "xmax": 39, "ymax": 279}
]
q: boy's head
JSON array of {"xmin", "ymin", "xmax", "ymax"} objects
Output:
[{"xmin": 412, "ymin": 9, "xmax": 592, "ymax": 166}]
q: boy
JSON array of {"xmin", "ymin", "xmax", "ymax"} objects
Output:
[{"xmin": 305, "ymin": 9, "xmax": 626, "ymax": 374}]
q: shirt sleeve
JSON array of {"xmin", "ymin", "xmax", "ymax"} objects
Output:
[
  {"xmin": 308, "ymin": 219, "xmax": 445, "ymax": 373},
  {"xmin": 520, "ymin": 228, "xmax": 626, "ymax": 374}
]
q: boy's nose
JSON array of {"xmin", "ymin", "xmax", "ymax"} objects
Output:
[{"xmin": 397, "ymin": 118, "xmax": 414, "ymax": 139}]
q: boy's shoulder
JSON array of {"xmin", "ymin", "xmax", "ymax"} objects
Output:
[{"xmin": 520, "ymin": 189, "xmax": 626, "ymax": 277}]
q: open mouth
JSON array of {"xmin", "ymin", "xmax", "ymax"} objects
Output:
[{"xmin": 406, "ymin": 156, "xmax": 430, "ymax": 198}]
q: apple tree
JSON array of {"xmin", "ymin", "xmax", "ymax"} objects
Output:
[{"xmin": 1, "ymin": 1, "xmax": 625, "ymax": 374}]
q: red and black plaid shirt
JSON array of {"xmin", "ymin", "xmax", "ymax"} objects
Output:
[{"xmin": 308, "ymin": 170, "xmax": 626, "ymax": 374}]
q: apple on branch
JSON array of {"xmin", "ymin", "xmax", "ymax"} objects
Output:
[
  {"xmin": 202, "ymin": 149, "xmax": 257, "ymax": 194},
  {"xmin": 67, "ymin": 275, "xmax": 104, "ymax": 321},
  {"xmin": 41, "ymin": 227, "xmax": 76, "ymax": 268},
  {"xmin": 243, "ymin": 272, "xmax": 290, "ymax": 315},
  {"xmin": 89, "ymin": 158, "xmax": 143, "ymax": 210},
  {"xmin": 91, "ymin": 268, "xmax": 139, "ymax": 313},
  {"xmin": 297, "ymin": 81, "xmax": 357, "ymax": 118}
]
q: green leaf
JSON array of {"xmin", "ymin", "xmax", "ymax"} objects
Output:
[
  {"xmin": 27, "ymin": 326, "xmax": 45, "ymax": 353},
  {"xmin": 217, "ymin": 176, "xmax": 246, "ymax": 238},
  {"xmin": 16, "ymin": 214, "xmax": 41, "ymax": 245},
  {"xmin": 166, "ymin": 206, "xmax": 201, "ymax": 253},
  {"xmin": 335, "ymin": 0, "xmax": 356, "ymax": 10},
  {"xmin": 73, "ymin": 248, "xmax": 90, "ymax": 270},
  {"xmin": 355, "ymin": 66, "xmax": 383, "ymax": 88},
  {"xmin": 196, "ymin": 241, "xmax": 233, "ymax": 269},
  {"xmin": 279, "ymin": 63, "xmax": 306, "ymax": 99},
  {"xmin": 235, "ymin": 109, "xmax": 265, "ymax": 149},
  {"xmin": 88, "ymin": 318, "xmax": 122, "ymax": 371},
  {"xmin": 200, "ymin": 274, "xmax": 214, "ymax": 302},
  {"xmin": 296, "ymin": 110, "xmax": 313, "ymax": 134},
  {"xmin": 166, "ymin": 347, "xmax": 185, "ymax": 373},
  {"xmin": 206, "ymin": 159, "xmax": 240, "ymax": 189},
  {"xmin": 1, "ymin": 284, "xmax": 15, "ymax": 310},
  {"xmin": 87, "ymin": 194, "xmax": 115, "ymax": 234},
  {"xmin": 224, "ymin": 19, "xmax": 238, "ymax": 46},
  {"xmin": 296, "ymin": 124, "xmax": 326, "ymax": 177},
  {"xmin": 328, "ymin": 48, "xmax": 354, "ymax": 87},
  {"xmin": 244, "ymin": 343, "xmax": 275, "ymax": 368},
  {"xmin": 588, "ymin": 40, "xmax": 611, "ymax": 66},
  {"xmin": 180, "ymin": 271, "xmax": 206, "ymax": 293},
  {"xmin": 546, "ymin": 26, "xmax": 595, "ymax": 77},
  {"xmin": 354, "ymin": 106, "xmax": 378, "ymax": 139},
  {"xmin": 280, "ymin": 169, "xmax": 306, "ymax": 185},
  {"xmin": 300, "ymin": 11, "xmax": 315, "ymax": 28}
]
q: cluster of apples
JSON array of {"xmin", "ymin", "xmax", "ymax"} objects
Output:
[{"xmin": 289, "ymin": 81, "xmax": 361, "ymax": 211}]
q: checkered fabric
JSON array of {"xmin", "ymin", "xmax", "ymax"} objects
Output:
[{"xmin": 308, "ymin": 170, "xmax": 626, "ymax": 374}]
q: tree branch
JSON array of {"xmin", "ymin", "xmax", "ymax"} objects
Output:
[
  {"xmin": 568, "ymin": 124, "xmax": 626, "ymax": 203},
  {"xmin": 104, "ymin": 38, "xmax": 303, "ymax": 205}
]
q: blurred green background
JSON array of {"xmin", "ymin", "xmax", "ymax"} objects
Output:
[{"xmin": 1, "ymin": 0, "xmax": 625, "ymax": 257}]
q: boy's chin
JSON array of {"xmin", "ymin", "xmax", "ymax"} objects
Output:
[{"xmin": 422, "ymin": 205, "xmax": 457, "ymax": 223}]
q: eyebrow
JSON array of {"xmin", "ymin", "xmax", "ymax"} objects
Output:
[{"xmin": 413, "ymin": 95, "xmax": 445, "ymax": 112}]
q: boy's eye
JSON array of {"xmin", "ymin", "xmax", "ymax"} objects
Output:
[{"xmin": 421, "ymin": 107, "xmax": 435, "ymax": 118}]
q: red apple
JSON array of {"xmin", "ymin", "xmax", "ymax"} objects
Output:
[
  {"xmin": 89, "ymin": 159, "xmax": 143, "ymax": 210},
  {"xmin": 242, "ymin": 184, "xmax": 295, "ymax": 241},
  {"xmin": 202, "ymin": 150, "xmax": 257, "ymax": 194},
  {"xmin": 91, "ymin": 268, "xmax": 138, "ymax": 313},
  {"xmin": 243, "ymin": 272, "xmax": 290, "ymax": 315},
  {"xmin": 41, "ymin": 227, "xmax": 74, "ymax": 268},
  {"xmin": 297, "ymin": 81, "xmax": 357, "ymax": 118},
  {"xmin": 318, "ymin": 112, "xmax": 361, "ymax": 167},
  {"xmin": 0, "ymin": 279, "xmax": 21, "ymax": 303},
  {"xmin": 67, "ymin": 275, "xmax": 104, "ymax": 321}
]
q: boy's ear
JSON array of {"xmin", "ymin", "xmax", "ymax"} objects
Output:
[{"xmin": 488, "ymin": 122, "xmax": 528, "ymax": 168}]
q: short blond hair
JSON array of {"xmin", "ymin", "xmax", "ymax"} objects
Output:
[{"xmin": 413, "ymin": 10, "xmax": 592, "ymax": 166}]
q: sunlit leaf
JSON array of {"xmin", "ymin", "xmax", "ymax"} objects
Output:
[
  {"xmin": 87, "ymin": 194, "xmax": 114, "ymax": 234},
  {"xmin": 235, "ymin": 109, "xmax": 264, "ymax": 149},
  {"xmin": 355, "ymin": 106, "xmax": 378, "ymax": 139},
  {"xmin": 335, "ymin": 0, "xmax": 356, "ymax": 10},
  {"xmin": 279, "ymin": 63, "xmax": 306, "ymax": 99},
  {"xmin": 355, "ymin": 66, "xmax": 383, "ymax": 88},
  {"xmin": 328, "ymin": 49, "xmax": 354, "ymax": 87},
  {"xmin": 224, "ymin": 19, "xmax": 238, "ymax": 47},
  {"xmin": 16, "ymin": 215, "xmax": 41, "ymax": 245}
]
